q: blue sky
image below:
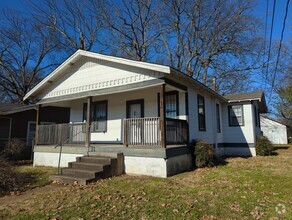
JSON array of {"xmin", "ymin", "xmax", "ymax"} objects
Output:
[{"xmin": 0, "ymin": 0, "xmax": 291, "ymax": 43}]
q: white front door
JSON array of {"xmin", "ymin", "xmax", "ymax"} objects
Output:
[
  {"xmin": 129, "ymin": 103, "xmax": 142, "ymax": 118},
  {"xmin": 126, "ymin": 100, "xmax": 144, "ymax": 145}
]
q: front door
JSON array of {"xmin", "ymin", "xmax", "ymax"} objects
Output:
[{"xmin": 126, "ymin": 99, "xmax": 144, "ymax": 144}]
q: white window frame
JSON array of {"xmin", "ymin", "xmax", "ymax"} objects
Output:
[{"xmin": 228, "ymin": 105, "xmax": 244, "ymax": 126}]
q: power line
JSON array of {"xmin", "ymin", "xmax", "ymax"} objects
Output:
[
  {"xmin": 268, "ymin": 0, "xmax": 290, "ymax": 101},
  {"xmin": 271, "ymin": 0, "xmax": 290, "ymax": 89},
  {"xmin": 265, "ymin": 0, "xmax": 277, "ymax": 86},
  {"xmin": 263, "ymin": 0, "xmax": 269, "ymax": 88}
]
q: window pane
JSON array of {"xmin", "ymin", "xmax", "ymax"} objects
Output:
[
  {"xmin": 166, "ymin": 93, "xmax": 177, "ymax": 118},
  {"xmin": 84, "ymin": 101, "xmax": 108, "ymax": 132},
  {"xmin": 229, "ymin": 105, "xmax": 243, "ymax": 126},
  {"xmin": 198, "ymin": 95, "xmax": 206, "ymax": 131}
]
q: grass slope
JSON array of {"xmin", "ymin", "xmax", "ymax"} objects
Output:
[{"xmin": 0, "ymin": 146, "xmax": 291, "ymax": 219}]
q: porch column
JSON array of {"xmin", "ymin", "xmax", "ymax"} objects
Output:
[
  {"xmin": 85, "ymin": 96, "xmax": 92, "ymax": 147},
  {"xmin": 35, "ymin": 104, "xmax": 41, "ymax": 145},
  {"xmin": 160, "ymin": 84, "xmax": 166, "ymax": 148}
]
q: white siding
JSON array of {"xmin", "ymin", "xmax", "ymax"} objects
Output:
[
  {"xmin": 222, "ymin": 102, "xmax": 255, "ymax": 143},
  {"xmin": 187, "ymin": 87, "xmax": 219, "ymax": 144},
  {"xmin": 68, "ymin": 87, "xmax": 161, "ymax": 142},
  {"xmin": 38, "ymin": 57, "xmax": 163, "ymax": 100},
  {"xmin": 260, "ymin": 117, "xmax": 288, "ymax": 144}
]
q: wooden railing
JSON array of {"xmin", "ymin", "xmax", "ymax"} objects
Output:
[
  {"xmin": 124, "ymin": 117, "xmax": 188, "ymax": 147},
  {"xmin": 37, "ymin": 123, "xmax": 86, "ymax": 145},
  {"xmin": 124, "ymin": 117, "xmax": 161, "ymax": 147},
  {"xmin": 166, "ymin": 118, "xmax": 188, "ymax": 145}
]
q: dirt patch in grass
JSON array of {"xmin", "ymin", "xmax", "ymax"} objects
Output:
[{"xmin": 0, "ymin": 157, "xmax": 57, "ymax": 197}]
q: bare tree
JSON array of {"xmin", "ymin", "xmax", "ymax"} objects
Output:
[
  {"xmin": 100, "ymin": 0, "xmax": 162, "ymax": 61},
  {"xmin": 32, "ymin": 0, "xmax": 103, "ymax": 53},
  {"xmin": 159, "ymin": 0, "xmax": 265, "ymax": 94},
  {"xmin": 0, "ymin": 10, "xmax": 58, "ymax": 104}
]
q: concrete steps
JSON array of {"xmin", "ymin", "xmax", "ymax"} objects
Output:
[{"xmin": 50, "ymin": 153, "xmax": 124, "ymax": 185}]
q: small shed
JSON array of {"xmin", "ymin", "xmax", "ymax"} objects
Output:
[{"xmin": 260, "ymin": 115, "xmax": 288, "ymax": 144}]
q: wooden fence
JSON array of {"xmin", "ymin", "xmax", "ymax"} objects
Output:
[{"xmin": 37, "ymin": 123, "xmax": 85, "ymax": 145}]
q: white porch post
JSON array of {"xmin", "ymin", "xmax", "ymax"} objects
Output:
[{"xmin": 85, "ymin": 96, "xmax": 92, "ymax": 147}]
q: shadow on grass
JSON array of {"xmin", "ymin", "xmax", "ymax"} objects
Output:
[
  {"xmin": 270, "ymin": 151, "xmax": 279, "ymax": 156},
  {"xmin": 214, "ymin": 156, "xmax": 228, "ymax": 166},
  {"xmin": 273, "ymin": 146, "xmax": 289, "ymax": 150}
]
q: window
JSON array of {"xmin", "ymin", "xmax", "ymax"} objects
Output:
[
  {"xmin": 254, "ymin": 105, "xmax": 259, "ymax": 127},
  {"xmin": 83, "ymin": 100, "xmax": 108, "ymax": 132},
  {"xmin": 165, "ymin": 91, "xmax": 178, "ymax": 118},
  {"xmin": 228, "ymin": 105, "xmax": 244, "ymax": 126},
  {"xmin": 197, "ymin": 94, "xmax": 206, "ymax": 131},
  {"xmin": 216, "ymin": 103, "xmax": 221, "ymax": 133}
]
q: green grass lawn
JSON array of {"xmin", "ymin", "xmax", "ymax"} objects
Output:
[{"xmin": 0, "ymin": 146, "xmax": 291, "ymax": 219}]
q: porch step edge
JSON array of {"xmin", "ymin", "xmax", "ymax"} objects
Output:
[
  {"xmin": 50, "ymin": 174, "xmax": 94, "ymax": 185},
  {"xmin": 61, "ymin": 168, "xmax": 104, "ymax": 179}
]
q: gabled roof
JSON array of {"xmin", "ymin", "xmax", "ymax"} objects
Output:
[
  {"xmin": 0, "ymin": 103, "xmax": 35, "ymax": 115},
  {"xmin": 224, "ymin": 91, "xmax": 268, "ymax": 113},
  {"xmin": 23, "ymin": 49, "xmax": 266, "ymax": 108},
  {"xmin": 23, "ymin": 50, "xmax": 171, "ymax": 101}
]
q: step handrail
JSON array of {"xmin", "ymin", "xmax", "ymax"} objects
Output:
[{"xmin": 54, "ymin": 122, "xmax": 95, "ymax": 175}]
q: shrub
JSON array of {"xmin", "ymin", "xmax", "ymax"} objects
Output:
[
  {"xmin": 194, "ymin": 140, "xmax": 215, "ymax": 168},
  {"xmin": 255, "ymin": 136, "xmax": 274, "ymax": 156},
  {"xmin": 3, "ymin": 139, "xmax": 27, "ymax": 161}
]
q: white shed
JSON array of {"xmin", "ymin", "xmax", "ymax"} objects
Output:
[{"xmin": 260, "ymin": 116, "xmax": 288, "ymax": 144}]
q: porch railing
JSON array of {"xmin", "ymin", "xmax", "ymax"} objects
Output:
[
  {"xmin": 124, "ymin": 117, "xmax": 161, "ymax": 147},
  {"xmin": 124, "ymin": 117, "xmax": 188, "ymax": 147},
  {"xmin": 166, "ymin": 118, "xmax": 188, "ymax": 145},
  {"xmin": 37, "ymin": 123, "xmax": 86, "ymax": 145}
]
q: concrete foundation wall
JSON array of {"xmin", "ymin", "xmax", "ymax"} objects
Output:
[
  {"xmin": 124, "ymin": 156, "xmax": 167, "ymax": 177},
  {"xmin": 124, "ymin": 153, "xmax": 193, "ymax": 178},
  {"xmin": 33, "ymin": 145, "xmax": 193, "ymax": 178},
  {"xmin": 166, "ymin": 154, "xmax": 193, "ymax": 176},
  {"xmin": 34, "ymin": 152, "xmax": 83, "ymax": 167},
  {"xmin": 223, "ymin": 147, "xmax": 256, "ymax": 157}
]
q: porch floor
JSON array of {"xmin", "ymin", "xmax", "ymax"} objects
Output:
[{"xmin": 34, "ymin": 144, "xmax": 190, "ymax": 159}]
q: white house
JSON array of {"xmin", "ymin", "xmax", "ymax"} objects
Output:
[
  {"xmin": 23, "ymin": 50, "xmax": 268, "ymax": 178},
  {"xmin": 260, "ymin": 115, "xmax": 288, "ymax": 144}
]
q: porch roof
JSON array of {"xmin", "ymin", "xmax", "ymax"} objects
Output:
[
  {"xmin": 37, "ymin": 79, "xmax": 165, "ymax": 105},
  {"xmin": 0, "ymin": 103, "xmax": 35, "ymax": 115},
  {"xmin": 23, "ymin": 50, "xmax": 171, "ymax": 102}
]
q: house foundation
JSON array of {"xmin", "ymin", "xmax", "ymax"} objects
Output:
[{"xmin": 33, "ymin": 145, "xmax": 193, "ymax": 178}]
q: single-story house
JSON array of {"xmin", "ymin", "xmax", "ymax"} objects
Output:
[
  {"xmin": 23, "ymin": 50, "xmax": 267, "ymax": 178},
  {"xmin": 0, "ymin": 103, "xmax": 70, "ymax": 152},
  {"xmin": 260, "ymin": 115, "xmax": 288, "ymax": 144}
]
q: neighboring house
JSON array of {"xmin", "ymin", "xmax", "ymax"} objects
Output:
[
  {"xmin": 23, "ymin": 50, "xmax": 267, "ymax": 178},
  {"xmin": 0, "ymin": 103, "xmax": 70, "ymax": 150},
  {"xmin": 260, "ymin": 115, "xmax": 288, "ymax": 144}
]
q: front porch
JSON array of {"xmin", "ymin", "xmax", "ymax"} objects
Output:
[
  {"xmin": 36, "ymin": 117, "xmax": 188, "ymax": 148},
  {"xmin": 32, "ymin": 81, "xmax": 192, "ymax": 178},
  {"xmin": 34, "ymin": 81, "xmax": 190, "ymax": 149}
]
